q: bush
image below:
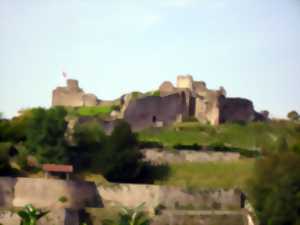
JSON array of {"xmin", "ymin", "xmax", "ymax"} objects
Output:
[
  {"xmin": 173, "ymin": 143, "xmax": 202, "ymax": 150},
  {"xmin": 0, "ymin": 142, "xmax": 12, "ymax": 175},
  {"xmin": 103, "ymin": 203, "xmax": 150, "ymax": 225},
  {"xmin": 249, "ymin": 151, "xmax": 300, "ymax": 225},
  {"xmin": 138, "ymin": 141, "xmax": 164, "ymax": 149},
  {"xmin": 98, "ymin": 121, "xmax": 143, "ymax": 182},
  {"xmin": 151, "ymin": 90, "xmax": 160, "ymax": 96},
  {"xmin": 208, "ymin": 142, "xmax": 260, "ymax": 157},
  {"xmin": 71, "ymin": 121, "xmax": 106, "ymax": 171}
]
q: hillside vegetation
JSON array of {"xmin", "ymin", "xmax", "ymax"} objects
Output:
[
  {"xmin": 155, "ymin": 159, "xmax": 254, "ymax": 189},
  {"xmin": 67, "ymin": 105, "xmax": 116, "ymax": 118},
  {"xmin": 138, "ymin": 121, "xmax": 300, "ymax": 152}
]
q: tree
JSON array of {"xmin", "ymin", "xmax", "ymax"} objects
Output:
[
  {"xmin": 0, "ymin": 142, "xmax": 12, "ymax": 175},
  {"xmin": 287, "ymin": 111, "xmax": 300, "ymax": 121},
  {"xmin": 71, "ymin": 121, "xmax": 106, "ymax": 170},
  {"xmin": 95, "ymin": 120, "xmax": 143, "ymax": 182},
  {"xmin": 249, "ymin": 150, "xmax": 300, "ymax": 225},
  {"xmin": 25, "ymin": 107, "xmax": 69, "ymax": 164}
]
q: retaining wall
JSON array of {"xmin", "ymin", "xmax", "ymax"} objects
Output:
[{"xmin": 0, "ymin": 177, "xmax": 102, "ymax": 209}]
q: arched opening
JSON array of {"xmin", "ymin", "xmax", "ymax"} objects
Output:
[{"xmin": 152, "ymin": 116, "xmax": 157, "ymax": 123}]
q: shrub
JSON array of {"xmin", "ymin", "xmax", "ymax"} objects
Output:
[
  {"xmin": 287, "ymin": 110, "xmax": 300, "ymax": 121},
  {"xmin": 249, "ymin": 151, "xmax": 300, "ymax": 225},
  {"xmin": 95, "ymin": 120, "xmax": 144, "ymax": 182},
  {"xmin": 0, "ymin": 142, "xmax": 12, "ymax": 175},
  {"xmin": 151, "ymin": 90, "xmax": 160, "ymax": 96},
  {"xmin": 102, "ymin": 203, "xmax": 150, "ymax": 225},
  {"xmin": 173, "ymin": 143, "xmax": 202, "ymax": 150},
  {"xmin": 17, "ymin": 204, "xmax": 48, "ymax": 225},
  {"xmin": 71, "ymin": 121, "xmax": 106, "ymax": 171},
  {"xmin": 138, "ymin": 141, "xmax": 163, "ymax": 149}
]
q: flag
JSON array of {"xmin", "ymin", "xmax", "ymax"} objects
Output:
[{"xmin": 62, "ymin": 71, "xmax": 67, "ymax": 79}]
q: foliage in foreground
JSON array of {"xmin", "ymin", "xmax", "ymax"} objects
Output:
[
  {"xmin": 103, "ymin": 203, "xmax": 150, "ymax": 225},
  {"xmin": 249, "ymin": 150, "xmax": 300, "ymax": 225},
  {"xmin": 17, "ymin": 204, "xmax": 48, "ymax": 225}
]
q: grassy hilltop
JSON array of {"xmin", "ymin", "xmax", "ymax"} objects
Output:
[
  {"xmin": 139, "ymin": 120, "xmax": 300, "ymax": 152},
  {"xmin": 138, "ymin": 120, "xmax": 300, "ymax": 190}
]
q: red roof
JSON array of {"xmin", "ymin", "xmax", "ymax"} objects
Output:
[{"xmin": 42, "ymin": 164, "xmax": 73, "ymax": 173}]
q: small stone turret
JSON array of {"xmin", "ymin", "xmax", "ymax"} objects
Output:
[
  {"xmin": 67, "ymin": 79, "xmax": 81, "ymax": 92},
  {"xmin": 176, "ymin": 75, "xmax": 194, "ymax": 90}
]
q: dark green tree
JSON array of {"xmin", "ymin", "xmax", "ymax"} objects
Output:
[
  {"xmin": 0, "ymin": 142, "xmax": 12, "ymax": 175},
  {"xmin": 96, "ymin": 120, "xmax": 143, "ymax": 182},
  {"xmin": 25, "ymin": 107, "xmax": 69, "ymax": 164},
  {"xmin": 71, "ymin": 121, "xmax": 106, "ymax": 170},
  {"xmin": 287, "ymin": 111, "xmax": 300, "ymax": 121},
  {"xmin": 249, "ymin": 150, "xmax": 300, "ymax": 225}
]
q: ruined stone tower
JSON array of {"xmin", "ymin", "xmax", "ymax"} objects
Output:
[{"xmin": 52, "ymin": 79, "xmax": 98, "ymax": 107}]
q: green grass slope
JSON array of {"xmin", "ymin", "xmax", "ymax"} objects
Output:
[
  {"xmin": 155, "ymin": 159, "xmax": 254, "ymax": 190},
  {"xmin": 138, "ymin": 121, "xmax": 300, "ymax": 152}
]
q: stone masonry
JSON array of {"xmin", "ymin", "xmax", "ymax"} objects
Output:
[{"xmin": 52, "ymin": 79, "xmax": 99, "ymax": 107}]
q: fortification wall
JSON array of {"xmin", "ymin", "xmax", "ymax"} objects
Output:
[
  {"xmin": 0, "ymin": 177, "xmax": 102, "ymax": 209},
  {"xmin": 194, "ymin": 90, "xmax": 221, "ymax": 125},
  {"xmin": 176, "ymin": 75, "xmax": 194, "ymax": 89},
  {"xmin": 124, "ymin": 93, "xmax": 187, "ymax": 131},
  {"xmin": 82, "ymin": 94, "xmax": 98, "ymax": 106},
  {"xmin": 159, "ymin": 81, "xmax": 176, "ymax": 96},
  {"xmin": 219, "ymin": 97, "xmax": 256, "ymax": 123},
  {"xmin": 52, "ymin": 79, "xmax": 99, "ymax": 107},
  {"xmin": 98, "ymin": 184, "xmax": 242, "ymax": 211},
  {"xmin": 52, "ymin": 88, "xmax": 84, "ymax": 107},
  {"xmin": 142, "ymin": 149, "xmax": 240, "ymax": 164}
]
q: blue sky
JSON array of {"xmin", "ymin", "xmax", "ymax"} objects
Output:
[{"xmin": 1, "ymin": 0, "xmax": 300, "ymax": 118}]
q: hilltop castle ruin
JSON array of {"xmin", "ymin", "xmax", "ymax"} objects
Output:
[
  {"xmin": 52, "ymin": 75, "xmax": 267, "ymax": 131},
  {"xmin": 52, "ymin": 79, "xmax": 99, "ymax": 107}
]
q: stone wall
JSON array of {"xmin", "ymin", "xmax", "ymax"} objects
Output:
[
  {"xmin": 0, "ymin": 177, "xmax": 102, "ymax": 209},
  {"xmin": 142, "ymin": 148, "xmax": 240, "ymax": 164},
  {"xmin": 124, "ymin": 93, "xmax": 187, "ymax": 131},
  {"xmin": 159, "ymin": 81, "xmax": 176, "ymax": 97},
  {"xmin": 219, "ymin": 97, "xmax": 256, "ymax": 123},
  {"xmin": 52, "ymin": 79, "xmax": 99, "ymax": 107},
  {"xmin": 194, "ymin": 91, "xmax": 221, "ymax": 125},
  {"xmin": 176, "ymin": 75, "xmax": 194, "ymax": 89},
  {"xmin": 0, "ymin": 208, "xmax": 79, "ymax": 225},
  {"xmin": 98, "ymin": 184, "xmax": 242, "ymax": 211},
  {"xmin": 152, "ymin": 210, "xmax": 246, "ymax": 225}
]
